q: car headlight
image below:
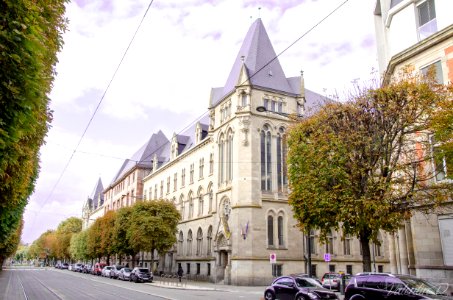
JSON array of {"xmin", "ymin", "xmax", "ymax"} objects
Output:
[{"xmin": 307, "ymin": 292, "xmax": 319, "ymax": 300}]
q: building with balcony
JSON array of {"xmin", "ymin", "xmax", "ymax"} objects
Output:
[{"xmin": 374, "ymin": 0, "xmax": 453, "ymax": 284}]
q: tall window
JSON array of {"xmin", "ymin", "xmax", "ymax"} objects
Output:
[
  {"xmin": 198, "ymin": 188, "xmax": 204, "ymax": 216},
  {"xmin": 267, "ymin": 215, "xmax": 274, "ymax": 247},
  {"xmin": 173, "ymin": 173, "xmax": 177, "ymax": 192},
  {"xmin": 207, "ymin": 226, "xmax": 213, "ymax": 255},
  {"xmin": 344, "ymin": 234, "xmax": 352, "ymax": 255},
  {"xmin": 209, "ymin": 153, "xmax": 214, "ymax": 175},
  {"xmin": 430, "ymin": 135, "xmax": 450, "ymax": 181},
  {"xmin": 187, "ymin": 230, "xmax": 193, "ymax": 256},
  {"xmin": 188, "ymin": 192, "xmax": 194, "ymax": 219},
  {"xmin": 277, "ymin": 127, "xmax": 287, "ymax": 192},
  {"xmin": 160, "ymin": 180, "xmax": 164, "ymax": 198},
  {"xmin": 261, "ymin": 125, "xmax": 272, "ymax": 191},
  {"xmin": 178, "ymin": 231, "xmax": 184, "ymax": 255},
  {"xmin": 199, "ymin": 158, "xmax": 204, "ymax": 179},
  {"xmin": 219, "ymin": 133, "xmax": 225, "ymax": 184},
  {"xmin": 417, "ymin": 0, "xmax": 437, "ymax": 40},
  {"xmin": 154, "ymin": 184, "xmax": 158, "ymax": 200},
  {"xmin": 309, "ymin": 229, "xmax": 316, "ymax": 254},
  {"xmin": 241, "ymin": 93, "xmax": 247, "ymax": 107},
  {"xmin": 374, "ymin": 232, "xmax": 383, "ymax": 257},
  {"xmin": 190, "ymin": 163, "xmax": 194, "ymax": 184},
  {"xmin": 208, "ymin": 184, "xmax": 213, "ymax": 213},
  {"xmin": 278, "ymin": 216, "xmax": 284, "ymax": 246},
  {"xmin": 166, "ymin": 176, "xmax": 170, "ymax": 194},
  {"xmin": 326, "ymin": 229, "xmax": 334, "ymax": 254},
  {"xmin": 196, "ymin": 228, "xmax": 203, "ymax": 256},
  {"xmin": 179, "ymin": 194, "xmax": 185, "ymax": 220},
  {"xmin": 181, "ymin": 168, "xmax": 186, "ymax": 187},
  {"xmin": 226, "ymin": 130, "xmax": 233, "ymax": 182}
]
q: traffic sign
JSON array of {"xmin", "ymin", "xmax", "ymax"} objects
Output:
[
  {"xmin": 270, "ymin": 253, "xmax": 277, "ymax": 264},
  {"xmin": 324, "ymin": 253, "xmax": 331, "ymax": 262}
]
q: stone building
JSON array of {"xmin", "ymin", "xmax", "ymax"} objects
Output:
[{"xmin": 374, "ymin": 0, "xmax": 453, "ymax": 283}]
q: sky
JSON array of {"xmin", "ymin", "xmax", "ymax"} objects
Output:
[{"xmin": 22, "ymin": 0, "xmax": 379, "ymax": 243}]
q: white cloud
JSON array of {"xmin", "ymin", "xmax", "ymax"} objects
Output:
[{"xmin": 23, "ymin": 0, "xmax": 379, "ymax": 243}]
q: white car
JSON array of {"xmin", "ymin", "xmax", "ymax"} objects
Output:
[{"xmin": 101, "ymin": 266, "xmax": 113, "ymax": 277}]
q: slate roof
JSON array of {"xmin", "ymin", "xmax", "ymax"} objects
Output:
[
  {"xmin": 109, "ymin": 130, "xmax": 169, "ymax": 186},
  {"xmin": 210, "ymin": 18, "xmax": 300, "ymax": 107},
  {"xmin": 90, "ymin": 178, "xmax": 104, "ymax": 209}
]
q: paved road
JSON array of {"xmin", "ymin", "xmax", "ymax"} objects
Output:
[{"xmin": 0, "ymin": 267, "xmax": 265, "ymax": 300}]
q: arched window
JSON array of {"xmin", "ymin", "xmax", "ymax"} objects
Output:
[
  {"xmin": 187, "ymin": 230, "xmax": 193, "ymax": 256},
  {"xmin": 207, "ymin": 183, "xmax": 213, "ymax": 213},
  {"xmin": 197, "ymin": 187, "xmax": 204, "ymax": 216},
  {"xmin": 226, "ymin": 129, "xmax": 234, "ymax": 182},
  {"xmin": 188, "ymin": 192, "xmax": 194, "ymax": 219},
  {"xmin": 267, "ymin": 215, "xmax": 274, "ymax": 246},
  {"xmin": 277, "ymin": 127, "xmax": 287, "ymax": 192},
  {"xmin": 207, "ymin": 226, "xmax": 213, "ymax": 255},
  {"xmin": 261, "ymin": 125, "xmax": 272, "ymax": 191},
  {"xmin": 374, "ymin": 232, "xmax": 383, "ymax": 257},
  {"xmin": 178, "ymin": 231, "xmax": 184, "ymax": 255},
  {"xmin": 218, "ymin": 133, "xmax": 225, "ymax": 184},
  {"xmin": 278, "ymin": 216, "xmax": 284, "ymax": 246},
  {"xmin": 196, "ymin": 228, "xmax": 203, "ymax": 256},
  {"xmin": 179, "ymin": 194, "xmax": 185, "ymax": 220}
]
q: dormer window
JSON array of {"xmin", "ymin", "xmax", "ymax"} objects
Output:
[{"xmin": 241, "ymin": 93, "xmax": 248, "ymax": 107}]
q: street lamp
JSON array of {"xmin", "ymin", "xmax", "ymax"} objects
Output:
[{"xmin": 256, "ymin": 106, "xmax": 304, "ymax": 118}]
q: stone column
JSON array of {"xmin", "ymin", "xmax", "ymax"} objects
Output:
[
  {"xmin": 398, "ymin": 226, "xmax": 409, "ymax": 274},
  {"xmin": 388, "ymin": 233, "xmax": 398, "ymax": 274}
]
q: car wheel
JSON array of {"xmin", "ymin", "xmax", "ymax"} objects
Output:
[
  {"xmin": 264, "ymin": 291, "xmax": 275, "ymax": 300},
  {"xmin": 295, "ymin": 295, "xmax": 306, "ymax": 300}
]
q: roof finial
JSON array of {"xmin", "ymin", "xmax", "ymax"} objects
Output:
[
  {"xmin": 300, "ymin": 69, "xmax": 304, "ymax": 77},
  {"xmin": 241, "ymin": 55, "xmax": 245, "ymax": 64},
  {"xmin": 258, "ymin": 7, "xmax": 261, "ymax": 18}
]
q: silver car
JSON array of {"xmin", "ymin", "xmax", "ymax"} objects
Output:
[
  {"xmin": 101, "ymin": 266, "xmax": 113, "ymax": 277},
  {"xmin": 118, "ymin": 267, "xmax": 132, "ymax": 281}
]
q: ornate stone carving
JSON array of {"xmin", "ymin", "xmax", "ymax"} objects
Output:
[{"xmin": 239, "ymin": 116, "xmax": 250, "ymax": 146}]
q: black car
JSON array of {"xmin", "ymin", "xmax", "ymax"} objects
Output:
[
  {"xmin": 130, "ymin": 267, "xmax": 153, "ymax": 283},
  {"xmin": 264, "ymin": 275, "xmax": 339, "ymax": 300},
  {"xmin": 345, "ymin": 273, "xmax": 453, "ymax": 300}
]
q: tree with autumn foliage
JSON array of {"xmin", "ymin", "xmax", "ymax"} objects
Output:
[
  {"xmin": 28, "ymin": 229, "xmax": 57, "ymax": 266},
  {"xmin": 112, "ymin": 206, "xmax": 135, "ymax": 265},
  {"xmin": 54, "ymin": 217, "xmax": 82, "ymax": 261},
  {"xmin": 287, "ymin": 71, "xmax": 453, "ymax": 272},
  {"xmin": 0, "ymin": 0, "xmax": 68, "ymax": 261},
  {"xmin": 0, "ymin": 219, "xmax": 23, "ymax": 269},
  {"xmin": 127, "ymin": 200, "xmax": 181, "ymax": 271}
]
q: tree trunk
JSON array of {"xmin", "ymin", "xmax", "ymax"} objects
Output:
[
  {"xmin": 0, "ymin": 256, "xmax": 4, "ymax": 270},
  {"xmin": 106, "ymin": 255, "xmax": 110, "ymax": 265},
  {"xmin": 119, "ymin": 255, "xmax": 122, "ymax": 265},
  {"xmin": 151, "ymin": 249, "xmax": 155, "ymax": 273},
  {"xmin": 360, "ymin": 234, "xmax": 372, "ymax": 272}
]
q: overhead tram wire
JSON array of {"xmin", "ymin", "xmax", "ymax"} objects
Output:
[
  {"xmin": 35, "ymin": 0, "xmax": 350, "ymax": 223},
  {"xmin": 122, "ymin": 0, "xmax": 351, "ymax": 166},
  {"xmin": 32, "ymin": 0, "xmax": 156, "ymax": 226}
]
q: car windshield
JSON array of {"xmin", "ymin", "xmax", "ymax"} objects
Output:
[
  {"xmin": 296, "ymin": 277, "xmax": 323, "ymax": 288},
  {"xmin": 400, "ymin": 276, "xmax": 445, "ymax": 296},
  {"xmin": 122, "ymin": 268, "xmax": 131, "ymax": 272},
  {"xmin": 139, "ymin": 268, "xmax": 149, "ymax": 273}
]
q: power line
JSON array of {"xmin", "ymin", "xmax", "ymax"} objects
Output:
[
  {"xmin": 36, "ymin": 0, "xmax": 350, "ymax": 220},
  {"xmin": 32, "ymin": 0, "xmax": 155, "ymax": 227}
]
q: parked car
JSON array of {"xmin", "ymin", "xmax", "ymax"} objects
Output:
[
  {"xmin": 82, "ymin": 264, "xmax": 92, "ymax": 274},
  {"xmin": 101, "ymin": 266, "xmax": 113, "ymax": 277},
  {"xmin": 118, "ymin": 267, "xmax": 132, "ymax": 281},
  {"xmin": 74, "ymin": 263, "xmax": 84, "ymax": 272},
  {"xmin": 94, "ymin": 262, "xmax": 106, "ymax": 275},
  {"xmin": 345, "ymin": 273, "xmax": 453, "ymax": 300},
  {"xmin": 130, "ymin": 267, "xmax": 153, "ymax": 283},
  {"xmin": 110, "ymin": 265, "xmax": 123, "ymax": 279},
  {"xmin": 321, "ymin": 273, "xmax": 342, "ymax": 290},
  {"xmin": 68, "ymin": 264, "xmax": 73, "ymax": 271},
  {"xmin": 264, "ymin": 275, "xmax": 339, "ymax": 300},
  {"xmin": 60, "ymin": 263, "xmax": 69, "ymax": 269}
]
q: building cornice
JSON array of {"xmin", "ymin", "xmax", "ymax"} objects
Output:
[{"xmin": 384, "ymin": 24, "xmax": 453, "ymax": 84}]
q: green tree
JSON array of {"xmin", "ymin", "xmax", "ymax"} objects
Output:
[
  {"xmin": 70, "ymin": 230, "xmax": 88, "ymax": 261},
  {"xmin": 128, "ymin": 200, "xmax": 181, "ymax": 271},
  {"xmin": 287, "ymin": 72, "xmax": 453, "ymax": 272},
  {"xmin": 0, "ymin": 0, "xmax": 68, "ymax": 259},
  {"xmin": 55, "ymin": 217, "xmax": 82, "ymax": 261},
  {"xmin": 28, "ymin": 229, "xmax": 56, "ymax": 266},
  {"xmin": 86, "ymin": 219, "xmax": 103, "ymax": 262},
  {"xmin": 0, "ymin": 219, "xmax": 23, "ymax": 269},
  {"xmin": 112, "ymin": 206, "xmax": 135, "ymax": 265},
  {"xmin": 98, "ymin": 210, "xmax": 116, "ymax": 265}
]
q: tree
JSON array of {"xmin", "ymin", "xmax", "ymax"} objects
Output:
[
  {"xmin": 112, "ymin": 206, "xmax": 135, "ymax": 265},
  {"xmin": 0, "ymin": 0, "xmax": 68, "ymax": 259},
  {"xmin": 55, "ymin": 217, "xmax": 82, "ymax": 261},
  {"xmin": 86, "ymin": 219, "xmax": 103, "ymax": 262},
  {"xmin": 70, "ymin": 230, "xmax": 89, "ymax": 262},
  {"xmin": 287, "ymin": 72, "xmax": 453, "ymax": 272},
  {"xmin": 127, "ymin": 200, "xmax": 181, "ymax": 271},
  {"xmin": 28, "ymin": 229, "xmax": 57, "ymax": 266},
  {"xmin": 97, "ymin": 210, "xmax": 116, "ymax": 265},
  {"xmin": 0, "ymin": 219, "xmax": 23, "ymax": 269}
]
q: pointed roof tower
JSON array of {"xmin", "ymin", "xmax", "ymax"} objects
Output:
[
  {"xmin": 90, "ymin": 178, "xmax": 104, "ymax": 209},
  {"xmin": 211, "ymin": 18, "xmax": 299, "ymax": 106}
]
